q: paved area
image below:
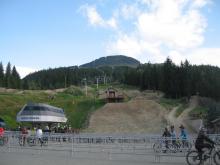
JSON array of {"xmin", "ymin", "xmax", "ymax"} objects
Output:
[
  {"xmin": 0, "ymin": 141, "xmax": 189, "ymax": 165},
  {"xmin": 0, "ymin": 150, "xmax": 187, "ymax": 165},
  {"xmin": 1, "ymin": 133, "xmax": 217, "ymax": 165}
]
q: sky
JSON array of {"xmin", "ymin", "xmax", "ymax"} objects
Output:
[{"xmin": 0, "ymin": 0, "xmax": 220, "ymax": 78}]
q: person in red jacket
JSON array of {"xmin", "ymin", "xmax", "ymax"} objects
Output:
[{"xmin": 0, "ymin": 126, "xmax": 4, "ymax": 137}]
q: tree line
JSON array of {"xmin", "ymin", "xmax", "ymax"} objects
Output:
[
  {"xmin": 0, "ymin": 62, "xmax": 21, "ymax": 89},
  {"xmin": 123, "ymin": 57, "xmax": 220, "ymax": 101},
  {"xmin": 23, "ymin": 66, "xmax": 126, "ymax": 89},
  {"xmin": 3, "ymin": 57, "xmax": 220, "ymax": 101}
]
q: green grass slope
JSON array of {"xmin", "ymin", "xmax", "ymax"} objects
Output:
[{"xmin": 0, "ymin": 87, "xmax": 105, "ymax": 129}]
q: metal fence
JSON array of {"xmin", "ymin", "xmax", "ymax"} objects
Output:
[{"xmin": 1, "ymin": 132, "xmax": 220, "ymax": 163}]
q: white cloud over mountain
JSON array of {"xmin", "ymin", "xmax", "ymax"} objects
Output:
[{"xmin": 80, "ymin": 0, "xmax": 220, "ymax": 66}]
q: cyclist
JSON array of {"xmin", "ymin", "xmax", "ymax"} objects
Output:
[
  {"xmin": 0, "ymin": 126, "xmax": 4, "ymax": 137},
  {"xmin": 0, "ymin": 125, "xmax": 5, "ymax": 145},
  {"xmin": 170, "ymin": 125, "xmax": 177, "ymax": 146},
  {"xmin": 179, "ymin": 124, "xmax": 188, "ymax": 147},
  {"xmin": 195, "ymin": 127, "xmax": 215, "ymax": 160},
  {"xmin": 162, "ymin": 127, "xmax": 171, "ymax": 152}
]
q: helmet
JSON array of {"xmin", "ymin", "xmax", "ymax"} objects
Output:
[
  {"xmin": 179, "ymin": 125, "xmax": 184, "ymax": 129},
  {"xmin": 199, "ymin": 127, "xmax": 207, "ymax": 135}
]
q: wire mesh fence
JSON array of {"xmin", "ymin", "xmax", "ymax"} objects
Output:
[{"xmin": 1, "ymin": 132, "xmax": 220, "ymax": 164}]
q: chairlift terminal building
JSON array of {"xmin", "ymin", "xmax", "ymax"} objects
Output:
[{"xmin": 16, "ymin": 103, "xmax": 67, "ymax": 123}]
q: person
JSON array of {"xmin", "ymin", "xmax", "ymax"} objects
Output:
[
  {"xmin": 195, "ymin": 127, "xmax": 215, "ymax": 160},
  {"xmin": 36, "ymin": 127, "xmax": 43, "ymax": 146},
  {"xmin": 26, "ymin": 127, "xmax": 31, "ymax": 141},
  {"xmin": 0, "ymin": 126, "xmax": 4, "ymax": 137},
  {"xmin": 170, "ymin": 125, "xmax": 177, "ymax": 146},
  {"xmin": 179, "ymin": 124, "xmax": 188, "ymax": 147},
  {"xmin": 31, "ymin": 127, "xmax": 36, "ymax": 136},
  {"xmin": 44, "ymin": 125, "xmax": 50, "ymax": 133},
  {"xmin": 162, "ymin": 127, "xmax": 171, "ymax": 152},
  {"xmin": 21, "ymin": 127, "xmax": 28, "ymax": 146}
]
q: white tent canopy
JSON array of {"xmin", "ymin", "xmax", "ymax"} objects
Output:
[{"xmin": 16, "ymin": 103, "xmax": 67, "ymax": 123}]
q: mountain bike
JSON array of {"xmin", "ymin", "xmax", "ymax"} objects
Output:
[
  {"xmin": 186, "ymin": 145, "xmax": 220, "ymax": 165},
  {"xmin": 153, "ymin": 138, "xmax": 177, "ymax": 153},
  {"xmin": 27, "ymin": 136, "xmax": 48, "ymax": 147},
  {"xmin": 19, "ymin": 135, "xmax": 48, "ymax": 146},
  {"xmin": 0, "ymin": 136, "xmax": 8, "ymax": 146},
  {"xmin": 18, "ymin": 135, "xmax": 25, "ymax": 146},
  {"xmin": 174, "ymin": 138, "xmax": 192, "ymax": 152}
]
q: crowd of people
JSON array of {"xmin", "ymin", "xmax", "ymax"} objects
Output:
[
  {"xmin": 17, "ymin": 124, "xmax": 81, "ymax": 146},
  {"xmin": 161, "ymin": 123, "xmax": 216, "ymax": 160},
  {"xmin": 19, "ymin": 126, "xmax": 44, "ymax": 146},
  {"xmin": 162, "ymin": 124, "xmax": 188, "ymax": 151}
]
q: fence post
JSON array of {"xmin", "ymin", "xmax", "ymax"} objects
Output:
[
  {"xmin": 71, "ymin": 135, "xmax": 74, "ymax": 157},
  {"xmin": 8, "ymin": 135, "xmax": 10, "ymax": 153}
]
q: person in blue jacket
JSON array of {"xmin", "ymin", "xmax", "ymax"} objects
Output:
[
  {"xmin": 170, "ymin": 125, "xmax": 177, "ymax": 146},
  {"xmin": 179, "ymin": 124, "xmax": 188, "ymax": 147}
]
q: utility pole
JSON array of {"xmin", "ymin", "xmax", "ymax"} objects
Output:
[
  {"xmin": 96, "ymin": 77, "xmax": 99, "ymax": 89},
  {"xmin": 103, "ymin": 75, "xmax": 106, "ymax": 85},
  {"xmin": 84, "ymin": 78, "xmax": 87, "ymax": 96},
  {"xmin": 64, "ymin": 75, "xmax": 67, "ymax": 88}
]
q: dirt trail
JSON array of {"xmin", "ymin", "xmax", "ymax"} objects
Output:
[
  {"xmin": 166, "ymin": 96, "xmax": 201, "ymax": 134},
  {"xmin": 166, "ymin": 106, "xmax": 179, "ymax": 126}
]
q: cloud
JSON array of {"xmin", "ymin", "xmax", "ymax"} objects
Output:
[
  {"xmin": 187, "ymin": 48, "xmax": 220, "ymax": 66},
  {"xmin": 79, "ymin": 4, "xmax": 117, "ymax": 29},
  {"xmin": 136, "ymin": 2, "xmax": 206, "ymax": 50},
  {"xmin": 80, "ymin": 0, "xmax": 220, "ymax": 66},
  {"xmin": 121, "ymin": 3, "xmax": 141, "ymax": 20},
  {"xmin": 16, "ymin": 66, "xmax": 38, "ymax": 79},
  {"xmin": 168, "ymin": 48, "xmax": 220, "ymax": 66}
]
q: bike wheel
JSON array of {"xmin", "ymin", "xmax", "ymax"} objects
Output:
[
  {"xmin": 27, "ymin": 138, "xmax": 35, "ymax": 146},
  {"xmin": 153, "ymin": 143, "xmax": 162, "ymax": 153},
  {"xmin": 42, "ymin": 137, "xmax": 48, "ymax": 146},
  {"xmin": 185, "ymin": 141, "xmax": 192, "ymax": 151},
  {"xmin": 3, "ymin": 137, "xmax": 8, "ymax": 145},
  {"xmin": 213, "ymin": 151, "xmax": 220, "ymax": 165},
  {"xmin": 168, "ymin": 144, "xmax": 178, "ymax": 153},
  {"xmin": 19, "ymin": 137, "xmax": 23, "ymax": 146},
  {"xmin": 186, "ymin": 151, "xmax": 201, "ymax": 165}
]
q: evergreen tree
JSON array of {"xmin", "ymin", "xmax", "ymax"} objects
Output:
[
  {"xmin": 5, "ymin": 62, "xmax": 12, "ymax": 88},
  {"xmin": 22, "ymin": 79, "xmax": 29, "ymax": 89},
  {"xmin": 11, "ymin": 66, "xmax": 21, "ymax": 89},
  {"xmin": 0, "ymin": 62, "xmax": 4, "ymax": 87},
  {"xmin": 162, "ymin": 57, "xmax": 176, "ymax": 98}
]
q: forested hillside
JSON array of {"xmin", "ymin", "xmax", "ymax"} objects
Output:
[
  {"xmin": 23, "ymin": 57, "xmax": 220, "ymax": 101},
  {"xmin": 123, "ymin": 58, "xmax": 220, "ymax": 101},
  {"xmin": 23, "ymin": 66, "xmax": 130, "ymax": 89},
  {"xmin": 1, "ymin": 56, "xmax": 220, "ymax": 101}
]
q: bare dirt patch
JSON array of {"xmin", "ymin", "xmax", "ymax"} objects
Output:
[{"xmin": 85, "ymin": 94, "xmax": 168, "ymax": 134}]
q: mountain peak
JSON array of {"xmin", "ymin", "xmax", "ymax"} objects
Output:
[{"xmin": 80, "ymin": 55, "xmax": 140, "ymax": 68}]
